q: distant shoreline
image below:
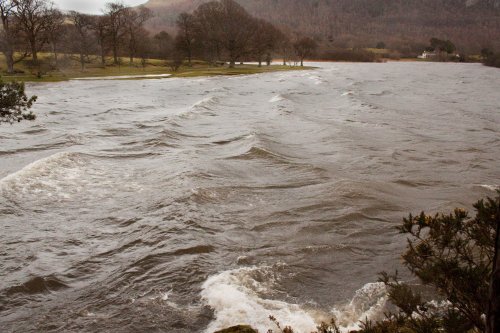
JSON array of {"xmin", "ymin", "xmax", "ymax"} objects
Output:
[{"xmin": 2, "ymin": 61, "xmax": 313, "ymax": 83}]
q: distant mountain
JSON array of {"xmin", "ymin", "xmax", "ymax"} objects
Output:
[{"xmin": 143, "ymin": 0, "xmax": 500, "ymax": 53}]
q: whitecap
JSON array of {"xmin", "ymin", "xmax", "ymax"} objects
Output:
[
  {"xmin": 179, "ymin": 96, "xmax": 221, "ymax": 118},
  {"xmin": 478, "ymin": 184, "xmax": 499, "ymax": 191},
  {"xmin": 331, "ymin": 282, "xmax": 388, "ymax": 332},
  {"xmin": 0, "ymin": 151, "xmax": 142, "ymax": 203},
  {"xmin": 0, "ymin": 152, "xmax": 86, "ymax": 200},
  {"xmin": 191, "ymin": 96, "xmax": 220, "ymax": 110},
  {"xmin": 269, "ymin": 94, "xmax": 286, "ymax": 103},
  {"xmin": 201, "ymin": 266, "xmax": 317, "ymax": 333}
]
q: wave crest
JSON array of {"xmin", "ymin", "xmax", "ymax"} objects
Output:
[
  {"xmin": 0, "ymin": 152, "xmax": 87, "ymax": 200},
  {"xmin": 332, "ymin": 282, "xmax": 388, "ymax": 331},
  {"xmin": 201, "ymin": 265, "xmax": 317, "ymax": 333}
]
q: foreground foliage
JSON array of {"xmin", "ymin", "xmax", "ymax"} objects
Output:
[
  {"xmin": 265, "ymin": 194, "xmax": 499, "ymax": 333},
  {"xmin": 0, "ymin": 80, "xmax": 37, "ymax": 123},
  {"xmin": 352, "ymin": 194, "xmax": 498, "ymax": 333}
]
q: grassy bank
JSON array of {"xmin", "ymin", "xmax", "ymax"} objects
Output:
[{"xmin": 0, "ymin": 53, "xmax": 312, "ymax": 83}]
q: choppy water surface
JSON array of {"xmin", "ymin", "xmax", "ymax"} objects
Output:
[{"xmin": 1, "ymin": 62, "xmax": 499, "ymax": 332}]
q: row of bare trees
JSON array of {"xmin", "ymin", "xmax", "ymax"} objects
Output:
[
  {"xmin": 0, "ymin": 0, "xmax": 154, "ymax": 73},
  {"xmin": 0, "ymin": 0, "xmax": 58, "ymax": 73},
  {"xmin": 0, "ymin": 0, "xmax": 317, "ymax": 74},
  {"xmin": 174, "ymin": 0, "xmax": 317, "ymax": 68}
]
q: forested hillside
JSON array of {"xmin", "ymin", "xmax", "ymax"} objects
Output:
[{"xmin": 144, "ymin": 0, "xmax": 500, "ymax": 53}]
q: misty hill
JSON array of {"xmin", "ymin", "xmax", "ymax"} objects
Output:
[{"xmin": 143, "ymin": 0, "xmax": 500, "ymax": 54}]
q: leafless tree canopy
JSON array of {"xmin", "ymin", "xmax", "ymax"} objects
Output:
[
  {"xmin": 0, "ymin": 0, "xmax": 298, "ymax": 72},
  {"xmin": 12, "ymin": 0, "xmax": 497, "ymax": 71}
]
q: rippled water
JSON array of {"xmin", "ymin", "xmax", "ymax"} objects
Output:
[{"xmin": 1, "ymin": 62, "xmax": 499, "ymax": 332}]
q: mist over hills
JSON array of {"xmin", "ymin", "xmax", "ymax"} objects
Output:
[{"xmin": 143, "ymin": 0, "xmax": 500, "ymax": 53}]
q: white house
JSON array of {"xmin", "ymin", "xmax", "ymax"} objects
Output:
[{"xmin": 418, "ymin": 51, "xmax": 437, "ymax": 59}]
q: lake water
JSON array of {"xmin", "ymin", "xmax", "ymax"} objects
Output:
[{"xmin": 1, "ymin": 62, "xmax": 499, "ymax": 332}]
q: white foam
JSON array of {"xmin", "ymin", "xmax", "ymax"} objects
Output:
[
  {"xmin": 0, "ymin": 151, "xmax": 141, "ymax": 203},
  {"xmin": 201, "ymin": 266, "xmax": 317, "ymax": 333},
  {"xmin": 332, "ymin": 282, "xmax": 388, "ymax": 332},
  {"xmin": 201, "ymin": 265, "xmax": 394, "ymax": 333},
  {"xmin": 161, "ymin": 290, "xmax": 171, "ymax": 301},
  {"xmin": 178, "ymin": 96, "xmax": 221, "ymax": 118},
  {"xmin": 269, "ymin": 94, "xmax": 286, "ymax": 103},
  {"xmin": 308, "ymin": 75, "xmax": 325, "ymax": 85},
  {"xmin": 478, "ymin": 184, "xmax": 499, "ymax": 192},
  {"xmin": 192, "ymin": 96, "xmax": 220, "ymax": 110},
  {"xmin": 0, "ymin": 152, "xmax": 85, "ymax": 199}
]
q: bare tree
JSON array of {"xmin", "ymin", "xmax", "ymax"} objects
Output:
[
  {"xmin": 294, "ymin": 37, "xmax": 317, "ymax": 66},
  {"xmin": 69, "ymin": 11, "xmax": 93, "ymax": 71},
  {"xmin": 192, "ymin": 1, "xmax": 222, "ymax": 65},
  {"xmin": 0, "ymin": 0, "xmax": 18, "ymax": 73},
  {"xmin": 103, "ymin": 1, "xmax": 127, "ymax": 65},
  {"xmin": 135, "ymin": 29, "xmax": 151, "ymax": 68},
  {"xmin": 251, "ymin": 19, "xmax": 283, "ymax": 67},
  {"xmin": 91, "ymin": 15, "xmax": 109, "ymax": 66},
  {"xmin": 153, "ymin": 31, "xmax": 172, "ymax": 60},
  {"xmin": 219, "ymin": 0, "xmax": 256, "ymax": 68},
  {"xmin": 123, "ymin": 6, "xmax": 152, "ymax": 64},
  {"xmin": 175, "ymin": 12, "xmax": 196, "ymax": 66},
  {"xmin": 194, "ymin": 0, "xmax": 256, "ymax": 68},
  {"xmin": 14, "ymin": 0, "xmax": 52, "ymax": 63},
  {"xmin": 46, "ymin": 8, "xmax": 64, "ymax": 67}
]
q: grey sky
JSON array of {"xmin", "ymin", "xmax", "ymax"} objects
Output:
[{"xmin": 52, "ymin": 1, "xmax": 148, "ymax": 14}]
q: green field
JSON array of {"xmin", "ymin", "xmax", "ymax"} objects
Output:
[{"xmin": 0, "ymin": 53, "xmax": 311, "ymax": 82}]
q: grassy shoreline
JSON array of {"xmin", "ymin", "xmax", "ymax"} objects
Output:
[
  {"xmin": 1, "ymin": 65, "xmax": 313, "ymax": 83},
  {"xmin": 0, "ymin": 54, "xmax": 313, "ymax": 83}
]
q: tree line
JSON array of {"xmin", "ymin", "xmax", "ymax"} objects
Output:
[
  {"xmin": 0, "ymin": 0, "xmax": 318, "ymax": 75},
  {"xmin": 146, "ymin": 0, "xmax": 500, "ymax": 56}
]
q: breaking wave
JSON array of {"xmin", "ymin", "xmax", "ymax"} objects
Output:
[
  {"xmin": 202, "ymin": 266, "xmax": 391, "ymax": 333},
  {"xmin": 0, "ymin": 152, "xmax": 88, "ymax": 200},
  {"xmin": 477, "ymin": 184, "xmax": 500, "ymax": 192},
  {"xmin": 0, "ymin": 151, "xmax": 141, "ymax": 204},
  {"xmin": 179, "ymin": 96, "xmax": 222, "ymax": 118},
  {"xmin": 332, "ymin": 282, "xmax": 388, "ymax": 332},
  {"xmin": 269, "ymin": 94, "xmax": 288, "ymax": 103},
  {"xmin": 227, "ymin": 146, "xmax": 290, "ymax": 162},
  {"xmin": 201, "ymin": 265, "xmax": 317, "ymax": 333},
  {"xmin": 192, "ymin": 96, "xmax": 221, "ymax": 110}
]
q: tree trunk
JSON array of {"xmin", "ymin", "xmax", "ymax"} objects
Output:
[
  {"xmin": 113, "ymin": 42, "xmax": 119, "ymax": 64},
  {"xmin": 30, "ymin": 39, "xmax": 38, "ymax": 63},
  {"xmin": 129, "ymin": 36, "xmax": 134, "ymax": 64},
  {"xmin": 52, "ymin": 43, "xmax": 58, "ymax": 68},
  {"xmin": 80, "ymin": 53, "xmax": 85, "ymax": 71},
  {"xmin": 301, "ymin": 58, "xmax": 304, "ymax": 67},
  {"xmin": 487, "ymin": 209, "xmax": 500, "ymax": 333},
  {"xmin": 1, "ymin": 17, "xmax": 15, "ymax": 73},
  {"xmin": 229, "ymin": 47, "xmax": 236, "ymax": 68},
  {"xmin": 4, "ymin": 49, "xmax": 14, "ymax": 74},
  {"xmin": 98, "ymin": 43, "xmax": 105, "ymax": 66}
]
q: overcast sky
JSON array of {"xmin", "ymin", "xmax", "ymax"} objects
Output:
[{"xmin": 53, "ymin": 1, "xmax": 148, "ymax": 14}]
